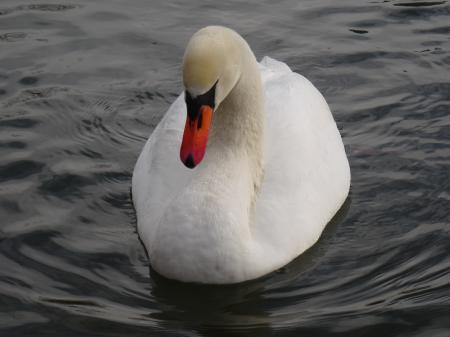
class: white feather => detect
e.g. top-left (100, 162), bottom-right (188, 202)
top-left (132, 28), bottom-right (350, 284)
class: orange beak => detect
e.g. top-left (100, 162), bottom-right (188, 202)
top-left (180, 105), bottom-right (213, 168)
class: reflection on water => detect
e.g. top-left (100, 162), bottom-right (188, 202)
top-left (0, 0), bottom-right (449, 336)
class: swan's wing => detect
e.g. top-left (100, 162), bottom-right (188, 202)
top-left (253, 57), bottom-right (351, 262)
top-left (132, 94), bottom-right (194, 247)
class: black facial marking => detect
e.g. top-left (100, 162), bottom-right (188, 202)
top-left (185, 80), bottom-right (217, 121)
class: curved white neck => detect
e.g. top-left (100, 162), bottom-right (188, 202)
top-left (207, 48), bottom-right (265, 205)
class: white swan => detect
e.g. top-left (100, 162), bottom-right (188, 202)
top-left (132, 26), bottom-right (350, 284)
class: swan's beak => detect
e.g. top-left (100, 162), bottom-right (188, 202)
top-left (180, 104), bottom-right (213, 168)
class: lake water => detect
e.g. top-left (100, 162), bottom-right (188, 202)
top-left (0, 0), bottom-right (449, 336)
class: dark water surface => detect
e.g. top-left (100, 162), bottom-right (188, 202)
top-left (0, 0), bottom-right (449, 336)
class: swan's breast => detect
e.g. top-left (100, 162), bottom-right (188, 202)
top-left (149, 166), bottom-right (254, 283)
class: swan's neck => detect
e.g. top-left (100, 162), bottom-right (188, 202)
top-left (208, 53), bottom-right (265, 205)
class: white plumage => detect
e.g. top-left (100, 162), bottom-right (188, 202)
top-left (132, 27), bottom-right (350, 284)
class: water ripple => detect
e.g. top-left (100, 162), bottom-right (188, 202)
top-left (0, 0), bottom-right (449, 336)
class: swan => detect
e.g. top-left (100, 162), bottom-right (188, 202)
top-left (132, 26), bottom-right (350, 284)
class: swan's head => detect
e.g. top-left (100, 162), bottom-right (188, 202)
top-left (180, 26), bottom-right (242, 168)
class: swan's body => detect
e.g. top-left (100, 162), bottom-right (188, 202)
top-left (132, 26), bottom-right (350, 284)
